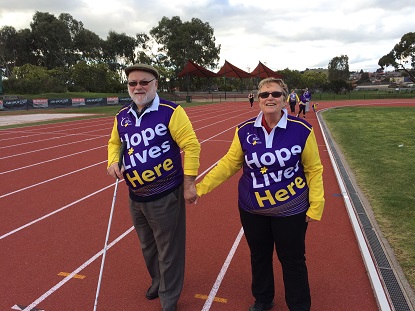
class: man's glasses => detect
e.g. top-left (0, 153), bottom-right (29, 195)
top-left (258, 91), bottom-right (283, 99)
top-left (128, 78), bottom-right (156, 87)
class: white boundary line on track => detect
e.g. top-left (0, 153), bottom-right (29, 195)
top-left (0, 131), bottom-right (104, 149)
top-left (22, 227), bottom-right (135, 311)
top-left (0, 161), bottom-right (106, 199)
top-left (0, 182), bottom-right (118, 240)
top-left (1, 136), bottom-right (102, 159)
top-left (316, 109), bottom-right (391, 311)
top-left (0, 146), bottom-right (105, 175)
top-left (202, 227), bottom-right (244, 311)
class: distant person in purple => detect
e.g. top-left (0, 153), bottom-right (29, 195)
top-left (286, 89), bottom-right (299, 114)
top-left (303, 87), bottom-right (311, 103)
top-left (297, 90), bottom-right (308, 118)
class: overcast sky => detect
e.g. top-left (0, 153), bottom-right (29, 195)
top-left (1, 0), bottom-right (414, 73)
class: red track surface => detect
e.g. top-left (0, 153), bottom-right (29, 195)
top-left (1, 99), bottom-right (414, 311)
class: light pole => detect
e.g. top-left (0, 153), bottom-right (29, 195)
top-left (0, 69), bottom-right (3, 95)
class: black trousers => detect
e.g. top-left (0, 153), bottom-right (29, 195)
top-left (289, 101), bottom-right (296, 113)
top-left (298, 104), bottom-right (306, 116)
top-left (239, 209), bottom-right (311, 311)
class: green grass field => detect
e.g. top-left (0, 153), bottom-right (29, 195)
top-left (322, 106), bottom-right (415, 290)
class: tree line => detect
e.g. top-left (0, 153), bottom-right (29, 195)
top-left (0, 11), bottom-right (413, 95)
top-left (0, 12), bottom-right (222, 94)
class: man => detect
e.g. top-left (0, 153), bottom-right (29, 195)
top-left (107, 63), bottom-right (200, 311)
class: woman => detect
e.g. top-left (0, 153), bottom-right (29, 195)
top-left (286, 89), bottom-right (299, 114)
top-left (297, 90), bottom-right (307, 118)
top-left (248, 92), bottom-right (254, 108)
top-left (196, 77), bottom-right (324, 311)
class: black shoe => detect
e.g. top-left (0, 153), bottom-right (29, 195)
top-left (248, 300), bottom-right (274, 311)
top-left (146, 287), bottom-right (159, 300)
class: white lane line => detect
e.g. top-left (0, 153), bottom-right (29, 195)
top-left (0, 182), bottom-right (119, 240)
top-left (21, 227), bottom-right (135, 311)
top-left (202, 227), bottom-right (244, 311)
top-left (0, 130), bottom-right (106, 149)
top-left (0, 146), bottom-right (105, 175)
top-left (0, 161), bottom-right (106, 199)
top-left (0, 136), bottom-right (102, 160)
top-left (197, 158), bottom-right (243, 311)
top-left (195, 110), bottom-right (253, 131)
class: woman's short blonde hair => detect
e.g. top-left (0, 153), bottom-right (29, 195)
top-left (258, 77), bottom-right (289, 100)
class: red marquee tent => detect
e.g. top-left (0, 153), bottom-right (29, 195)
top-left (251, 61), bottom-right (283, 79)
top-left (177, 60), bottom-right (218, 78)
top-left (216, 60), bottom-right (254, 78)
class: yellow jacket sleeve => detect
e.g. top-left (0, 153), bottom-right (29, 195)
top-left (107, 117), bottom-right (122, 168)
top-left (286, 94), bottom-right (300, 102)
top-left (301, 128), bottom-right (325, 220)
top-left (169, 105), bottom-right (200, 176)
top-left (196, 127), bottom-right (244, 196)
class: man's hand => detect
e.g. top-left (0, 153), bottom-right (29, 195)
top-left (107, 162), bottom-right (124, 180)
top-left (184, 175), bottom-right (198, 204)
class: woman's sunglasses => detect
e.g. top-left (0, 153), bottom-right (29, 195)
top-left (258, 91), bottom-right (283, 99)
top-left (128, 78), bottom-right (156, 87)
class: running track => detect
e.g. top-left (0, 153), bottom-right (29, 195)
top-left (1, 99), bottom-right (414, 311)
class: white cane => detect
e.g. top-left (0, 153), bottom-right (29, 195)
top-left (93, 140), bottom-right (127, 311)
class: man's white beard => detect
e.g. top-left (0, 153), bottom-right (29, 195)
top-left (132, 93), bottom-right (150, 107)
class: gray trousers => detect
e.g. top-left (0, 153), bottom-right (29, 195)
top-left (129, 183), bottom-right (185, 311)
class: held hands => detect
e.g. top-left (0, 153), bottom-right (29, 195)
top-left (184, 187), bottom-right (199, 204)
top-left (305, 216), bottom-right (316, 222)
top-left (107, 162), bottom-right (124, 180)
top-left (184, 175), bottom-right (199, 204)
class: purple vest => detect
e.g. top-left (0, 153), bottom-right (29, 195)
top-left (116, 100), bottom-right (183, 201)
top-left (237, 116), bottom-right (311, 216)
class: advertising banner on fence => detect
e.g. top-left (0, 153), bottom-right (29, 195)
top-left (119, 97), bottom-right (131, 105)
top-left (107, 97), bottom-right (119, 105)
top-left (33, 99), bottom-right (48, 108)
top-left (85, 97), bottom-right (106, 106)
top-left (2, 96), bottom-right (131, 111)
top-left (3, 99), bottom-right (31, 110)
top-left (49, 98), bottom-right (72, 108)
top-left (72, 98), bottom-right (85, 107)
